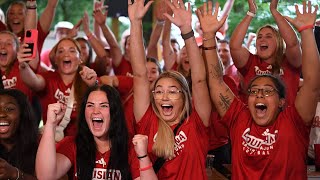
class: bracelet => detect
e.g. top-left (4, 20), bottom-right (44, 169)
top-left (15, 167), bottom-right (19, 180)
top-left (156, 20), bottom-right (165, 26)
top-left (181, 30), bottom-right (194, 40)
top-left (202, 46), bottom-right (217, 50)
top-left (298, 24), bottom-right (314, 33)
top-left (203, 36), bottom-right (216, 41)
top-left (247, 11), bottom-right (256, 17)
top-left (139, 163), bottom-right (153, 171)
top-left (137, 154), bottom-right (148, 159)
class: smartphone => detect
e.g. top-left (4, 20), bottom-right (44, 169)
top-left (24, 29), bottom-right (38, 59)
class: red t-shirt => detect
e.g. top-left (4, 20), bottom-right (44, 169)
top-left (38, 71), bottom-right (77, 136)
top-left (238, 54), bottom-right (300, 106)
top-left (208, 111), bottom-right (229, 150)
top-left (56, 136), bottom-right (140, 180)
top-left (113, 57), bottom-right (132, 76)
top-left (137, 105), bottom-right (209, 180)
top-left (1, 61), bottom-right (34, 100)
top-left (116, 76), bottom-right (135, 138)
top-left (223, 98), bottom-right (310, 179)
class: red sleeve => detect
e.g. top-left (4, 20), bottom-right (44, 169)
top-left (128, 144), bottom-right (140, 179)
top-left (117, 76), bottom-right (133, 96)
top-left (37, 21), bottom-right (49, 54)
top-left (56, 136), bottom-right (76, 163)
top-left (223, 75), bottom-right (239, 96)
top-left (136, 105), bottom-right (154, 134)
top-left (113, 57), bottom-right (132, 76)
top-left (238, 53), bottom-right (255, 77)
top-left (0, 21), bottom-right (7, 31)
top-left (222, 98), bottom-right (247, 129)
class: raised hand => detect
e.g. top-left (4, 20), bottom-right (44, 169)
top-left (17, 43), bottom-right (35, 63)
top-left (248, 0), bottom-right (257, 14)
top-left (284, 1), bottom-right (318, 31)
top-left (47, 102), bottom-right (66, 127)
top-left (82, 11), bottom-right (91, 34)
top-left (196, 1), bottom-right (228, 34)
top-left (79, 66), bottom-right (98, 86)
top-left (67, 19), bottom-right (82, 38)
top-left (128, 0), bottom-right (153, 22)
top-left (163, 0), bottom-right (192, 32)
top-left (154, 0), bottom-right (167, 22)
top-left (0, 158), bottom-right (16, 180)
top-left (132, 134), bottom-right (149, 157)
top-left (93, 7), bottom-right (108, 26)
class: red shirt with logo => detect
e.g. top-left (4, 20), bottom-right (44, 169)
top-left (137, 105), bottom-right (209, 180)
top-left (38, 71), bottom-right (77, 136)
top-left (223, 98), bottom-right (310, 179)
top-left (113, 57), bottom-right (132, 76)
top-left (238, 54), bottom-right (300, 106)
top-left (56, 136), bottom-right (140, 180)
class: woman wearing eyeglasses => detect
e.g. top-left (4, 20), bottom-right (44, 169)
top-left (129, 0), bottom-right (212, 179)
top-left (200, 1), bottom-right (319, 179)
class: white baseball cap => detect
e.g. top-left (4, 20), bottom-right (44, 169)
top-left (54, 21), bottom-right (74, 31)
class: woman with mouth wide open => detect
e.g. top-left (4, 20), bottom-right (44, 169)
top-left (229, 0), bottom-right (302, 106)
top-left (129, 0), bottom-right (212, 179)
top-left (201, 1), bottom-right (320, 179)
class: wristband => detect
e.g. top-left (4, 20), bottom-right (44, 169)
top-left (181, 30), bottom-right (194, 40)
top-left (247, 11), bottom-right (256, 17)
top-left (139, 163), bottom-right (153, 171)
top-left (137, 154), bottom-right (148, 159)
top-left (202, 46), bottom-right (217, 50)
top-left (203, 36), bottom-right (216, 41)
top-left (298, 24), bottom-right (314, 33)
top-left (156, 20), bottom-right (165, 26)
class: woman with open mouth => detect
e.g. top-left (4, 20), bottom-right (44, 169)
top-left (229, 0), bottom-right (302, 107)
top-left (202, 1), bottom-right (319, 179)
top-left (129, 0), bottom-right (213, 179)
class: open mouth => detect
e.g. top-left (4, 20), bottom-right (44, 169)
top-left (161, 104), bottom-right (173, 115)
top-left (255, 103), bottom-right (267, 117)
top-left (260, 44), bottom-right (268, 51)
top-left (0, 121), bottom-right (10, 133)
top-left (92, 117), bottom-right (103, 129)
top-left (0, 51), bottom-right (8, 62)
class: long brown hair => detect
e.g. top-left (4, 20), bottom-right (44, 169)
top-left (256, 25), bottom-right (285, 75)
top-left (0, 31), bottom-right (19, 75)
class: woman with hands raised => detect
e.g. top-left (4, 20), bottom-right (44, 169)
top-left (129, 0), bottom-right (211, 179)
top-left (230, 0), bottom-right (302, 106)
top-left (202, 1), bottom-right (319, 179)
top-left (36, 85), bottom-right (157, 180)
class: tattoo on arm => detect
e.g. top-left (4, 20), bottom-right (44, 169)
top-left (218, 93), bottom-right (231, 112)
top-left (209, 61), bottom-right (224, 79)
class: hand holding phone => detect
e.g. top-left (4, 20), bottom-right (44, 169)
top-left (24, 29), bottom-right (38, 59)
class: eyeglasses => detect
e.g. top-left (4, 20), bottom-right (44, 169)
top-left (247, 88), bottom-right (278, 97)
top-left (152, 90), bottom-right (183, 100)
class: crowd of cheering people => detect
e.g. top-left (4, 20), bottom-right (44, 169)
top-left (0, 0), bottom-right (319, 179)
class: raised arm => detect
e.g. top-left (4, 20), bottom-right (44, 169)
top-left (161, 11), bottom-right (177, 70)
top-left (128, 0), bottom-right (153, 122)
top-left (218, 0), bottom-right (234, 34)
top-left (36, 103), bottom-right (71, 180)
top-left (17, 45), bottom-right (45, 92)
top-left (94, 8), bottom-right (123, 68)
top-left (146, 1), bottom-right (166, 59)
top-left (229, 0), bottom-right (256, 68)
top-left (39, 0), bottom-right (59, 33)
top-left (197, 1), bottom-right (234, 117)
top-left (25, 1), bottom-right (37, 30)
top-left (165, 0), bottom-right (211, 126)
top-left (270, 0), bottom-right (301, 68)
top-left (285, 2), bottom-right (320, 125)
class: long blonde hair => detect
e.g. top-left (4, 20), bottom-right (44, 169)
top-left (151, 71), bottom-right (192, 159)
top-left (256, 25), bottom-right (285, 74)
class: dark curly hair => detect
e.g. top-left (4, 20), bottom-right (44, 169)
top-left (75, 85), bottom-right (131, 179)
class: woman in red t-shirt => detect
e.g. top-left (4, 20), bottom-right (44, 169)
top-left (200, 1), bottom-right (319, 179)
top-left (36, 85), bottom-right (157, 179)
top-left (129, 0), bottom-right (212, 179)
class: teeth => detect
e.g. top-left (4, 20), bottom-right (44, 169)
top-left (92, 118), bottom-right (102, 121)
top-left (0, 122), bottom-right (9, 126)
top-left (256, 103), bottom-right (265, 106)
top-left (0, 52), bottom-right (7, 55)
top-left (161, 104), bottom-right (172, 107)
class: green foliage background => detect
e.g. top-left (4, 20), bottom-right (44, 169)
top-left (1, 0), bottom-right (319, 42)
